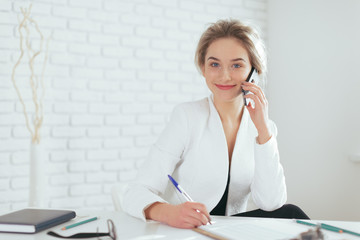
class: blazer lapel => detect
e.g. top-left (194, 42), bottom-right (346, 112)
top-left (202, 95), bottom-right (230, 210)
top-left (226, 108), bottom-right (257, 215)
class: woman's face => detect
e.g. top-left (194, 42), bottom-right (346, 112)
top-left (201, 37), bottom-right (252, 103)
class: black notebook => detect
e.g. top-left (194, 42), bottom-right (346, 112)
top-left (0, 208), bottom-right (76, 233)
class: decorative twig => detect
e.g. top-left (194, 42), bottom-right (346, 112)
top-left (11, 4), bottom-right (50, 144)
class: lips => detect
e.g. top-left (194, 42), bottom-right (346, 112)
top-left (215, 84), bottom-right (236, 90)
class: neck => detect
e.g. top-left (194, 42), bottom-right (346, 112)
top-left (213, 95), bottom-right (245, 123)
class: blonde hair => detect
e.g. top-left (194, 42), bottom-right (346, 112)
top-left (195, 19), bottom-right (267, 79)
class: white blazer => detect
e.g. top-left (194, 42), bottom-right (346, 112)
top-left (123, 95), bottom-right (287, 221)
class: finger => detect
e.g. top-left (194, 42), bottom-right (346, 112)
top-left (248, 89), bottom-right (268, 108)
top-left (200, 212), bottom-right (210, 225)
top-left (188, 202), bottom-right (211, 223)
top-left (244, 93), bottom-right (262, 109)
top-left (182, 202), bottom-right (207, 225)
top-left (243, 90), bottom-right (264, 106)
top-left (190, 210), bottom-right (209, 226)
top-left (183, 207), bottom-right (207, 226)
top-left (246, 100), bottom-right (254, 112)
top-left (177, 211), bottom-right (201, 228)
top-left (242, 84), bottom-right (264, 102)
top-left (242, 83), bottom-right (266, 104)
top-left (181, 221), bottom-right (197, 229)
top-left (184, 212), bottom-right (206, 227)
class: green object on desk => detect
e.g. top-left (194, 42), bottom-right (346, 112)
top-left (296, 220), bottom-right (360, 237)
top-left (296, 220), bottom-right (340, 233)
top-left (296, 220), bottom-right (317, 227)
top-left (321, 223), bottom-right (360, 237)
top-left (61, 217), bottom-right (98, 230)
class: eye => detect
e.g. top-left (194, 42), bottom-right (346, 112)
top-left (210, 62), bottom-right (219, 67)
top-left (233, 64), bottom-right (241, 68)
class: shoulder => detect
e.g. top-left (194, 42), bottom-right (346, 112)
top-left (168, 98), bottom-right (210, 132)
top-left (173, 97), bottom-right (210, 117)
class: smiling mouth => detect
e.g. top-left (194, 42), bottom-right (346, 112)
top-left (215, 84), bottom-right (236, 90)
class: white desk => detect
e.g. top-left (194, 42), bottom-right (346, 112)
top-left (0, 210), bottom-right (359, 240)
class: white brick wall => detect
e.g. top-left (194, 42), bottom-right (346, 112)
top-left (0, 0), bottom-right (268, 214)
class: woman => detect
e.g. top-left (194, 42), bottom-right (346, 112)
top-left (123, 19), bottom-right (309, 229)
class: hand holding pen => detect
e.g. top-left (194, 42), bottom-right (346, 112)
top-left (168, 175), bottom-right (212, 226)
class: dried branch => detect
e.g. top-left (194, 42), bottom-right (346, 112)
top-left (11, 4), bottom-right (50, 144)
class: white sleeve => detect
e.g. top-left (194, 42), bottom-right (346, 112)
top-left (122, 105), bottom-right (188, 221)
top-left (250, 121), bottom-right (287, 211)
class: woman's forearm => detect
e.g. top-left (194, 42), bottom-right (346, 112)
top-left (144, 202), bottom-right (168, 222)
top-left (144, 201), bottom-right (210, 229)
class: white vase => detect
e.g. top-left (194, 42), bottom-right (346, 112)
top-left (29, 142), bottom-right (46, 207)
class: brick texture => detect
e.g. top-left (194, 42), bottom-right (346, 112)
top-left (0, 0), bottom-right (267, 214)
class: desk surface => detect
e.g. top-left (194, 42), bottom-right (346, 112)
top-left (0, 210), bottom-right (359, 240)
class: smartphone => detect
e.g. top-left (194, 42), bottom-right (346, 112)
top-left (242, 67), bottom-right (259, 106)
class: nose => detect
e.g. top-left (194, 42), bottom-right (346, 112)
top-left (220, 67), bottom-right (231, 82)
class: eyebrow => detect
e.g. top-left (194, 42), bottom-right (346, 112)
top-left (207, 56), bottom-right (246, 62)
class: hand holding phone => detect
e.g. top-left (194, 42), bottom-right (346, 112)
top-left (242, 67), bottom-right (259, 106)
top-left (241, 68), bottom-right (271, 143)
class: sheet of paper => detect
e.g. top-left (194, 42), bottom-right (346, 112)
top-left (199, 218), bottom-right (310, 240)
top-left (198, 218), bottom-right (360, 240)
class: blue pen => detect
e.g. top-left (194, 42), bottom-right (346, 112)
top-left (168, 174), bottom-right (212, 224)
top-left (168, 175), bottom-right (194, 202)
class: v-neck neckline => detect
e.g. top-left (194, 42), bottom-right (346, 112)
top-left (208, 94), bottom-right (249, 166)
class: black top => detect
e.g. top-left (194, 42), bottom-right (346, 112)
top-left (210, 174), bottom-right (230, 216)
